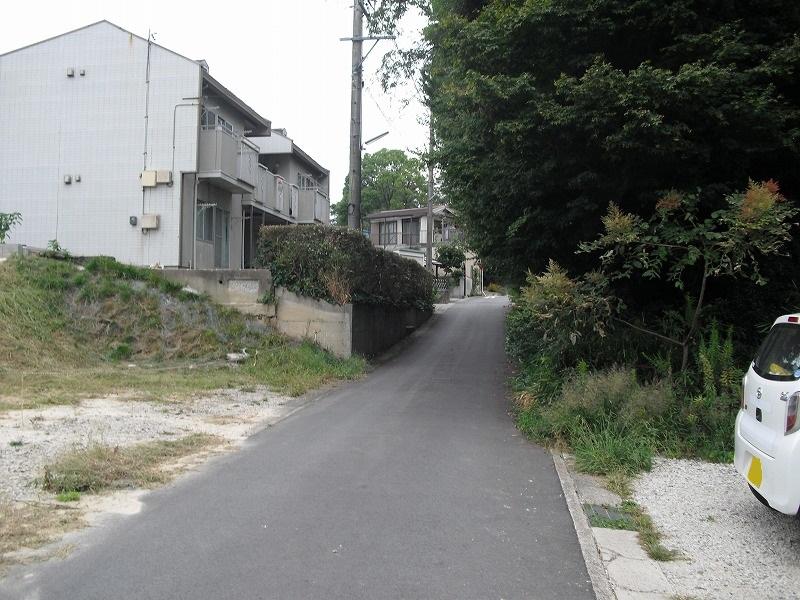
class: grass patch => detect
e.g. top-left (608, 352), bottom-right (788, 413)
top-left (573, 422), bottom-right (653, 475)
top-left (0, 256), bottom-right (366, 412)
top-left (604, 470), bottom-right (633, 498)
top-left (587, 513), bottom-right (636, 530)
top-left (56, 490), bottom-right (80, 502)
top-left (42, 434), bottom-right (221, 494)
top-left (619, 500), bottom-right (681, 561)
top-left (0, 339), bottom-right (365, 412)
top-left (0, 499), bottom-right (83, 572)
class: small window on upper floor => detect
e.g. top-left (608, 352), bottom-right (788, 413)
top-left (217, 116), bottom-right (234, 135)
top-left (201, 108), bottom-right (217, 130)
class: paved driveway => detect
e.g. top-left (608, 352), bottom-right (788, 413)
top-left (3, 296), bottom-right (593, 599)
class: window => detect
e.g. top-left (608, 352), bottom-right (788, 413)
top-left (196, 205), bottom-right (214, 242)
top-left (298, 173), bottom-right (318, 190)
top-left (402, 218), bottom-right (420, 246)
top-left (378, 221), bottom-right (398, 245)
top-left (217, 115), bottom-right (233, 135)
top-left (200, 108), bottom-right (217, 130)
top-left (754, 323), bottom-right (800, 381)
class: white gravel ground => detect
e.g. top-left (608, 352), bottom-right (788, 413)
top-left (0, 388), bottom-right (290, 502)
top-left (634, 457), bottom-right (800, 600)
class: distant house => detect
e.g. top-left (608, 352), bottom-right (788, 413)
top-left (367, 205), bottom-right (458, 264)
top-left (366, 205), bottom-right (483, 297)
top-left (0, 20), bottom-right (328, 270)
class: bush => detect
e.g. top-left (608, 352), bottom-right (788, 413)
top-left (506, 261), bottom-right (619, 370)
top-left (256, 225), bottom-right (434, 311)
top-left (436, 243), bottom-right (465, 273)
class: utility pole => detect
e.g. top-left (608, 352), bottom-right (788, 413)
top-left (342, 4), bottom-right (394, 232)
top-left (347, 2), bottom-right (364, 231)
top-left (426, 117), bottom-right (434, 272)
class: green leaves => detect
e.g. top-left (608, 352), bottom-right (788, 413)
top-left (582, 182), bottom-right (798, 290)
top-left (0, 212), bottom-right (21, 244)
top-left (333, 149), bottom-right (427, 229)
top-left (255, 225), bottom-right (434, 311)
top-left (427, 0), bottom-right (800, 282)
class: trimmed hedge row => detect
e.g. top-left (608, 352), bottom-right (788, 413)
top-left (256, 225), bottom-right (434, 311)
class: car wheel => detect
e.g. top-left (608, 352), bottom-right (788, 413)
top-left (749, 485), bottom-right (774, 510)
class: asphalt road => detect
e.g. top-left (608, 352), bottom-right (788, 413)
top-left (4, 296), bottom-right (593, 600)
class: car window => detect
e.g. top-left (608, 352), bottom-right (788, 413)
top-left (753, 323), bottom-right (800, 381)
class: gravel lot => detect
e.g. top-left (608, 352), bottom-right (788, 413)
top-left (0, 388), bottom-right (290, 502)
top-left (634, 457), bottom-right (800, 599)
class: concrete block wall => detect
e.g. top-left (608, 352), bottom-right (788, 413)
top-left (161, 268), bottom-right (273, 317)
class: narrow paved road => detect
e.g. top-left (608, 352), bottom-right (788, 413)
top-left (4, 297), bottom-right (593, 599)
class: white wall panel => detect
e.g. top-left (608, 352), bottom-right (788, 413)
top-left (0, 22), bottom-right (200, 266)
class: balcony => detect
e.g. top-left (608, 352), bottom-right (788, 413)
top-left (198, 126), bottom-right (259, 192)
top-left (298, 189), bottom-right (330, 224)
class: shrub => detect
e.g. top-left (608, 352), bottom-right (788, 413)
top-left (256, 224), bottom-right (434, 311)
top-left (436, 243), bottom-right (466, 273)
top-left (506, 261), bottom-right (619, 370)
top-left (486, 282), bottom-right (504, 294)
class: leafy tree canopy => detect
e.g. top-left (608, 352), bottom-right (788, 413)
top-left (332, 148), bottom-right (427, 229)
top-left (426, 0), bottom-right (800, 282)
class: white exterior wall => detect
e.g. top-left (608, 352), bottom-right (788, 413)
top-left (0, 22), bottom-right (200, 266)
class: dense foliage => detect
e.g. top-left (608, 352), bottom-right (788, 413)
top-left (332, 149), bottom-right (426, 229)
top-left (426, 0), bottom-right (800, 282)
top-left (506, 181), bottom-right (795, 467)
top-left (256, 225), bottom-right (434, 311)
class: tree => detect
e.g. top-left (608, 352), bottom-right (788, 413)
top-left (332, 149), bottom-right (427, 229)
top-left (435, 242), bottom-right (465, 273)
top-left (580, 181), bottom-right (798, 370)
top-left (426, 0), bottom-right (800, 283)
top-left (0, 212), bottom-right (21, 244)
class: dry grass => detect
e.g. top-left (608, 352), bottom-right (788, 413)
top-left (41, 434), bottom-right (222, 494)
top-left (0, 499), bottom-right (83, 573)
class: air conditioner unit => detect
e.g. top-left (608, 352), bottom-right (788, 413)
top-left (156, 170), bottom-right (173, 184)
top-left (140, 214), bottom-right (160, 230)
top-left (140, 170), bottom-right (157, 188)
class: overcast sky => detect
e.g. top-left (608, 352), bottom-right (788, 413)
top-left (0, 0), bottom-right (428, 208)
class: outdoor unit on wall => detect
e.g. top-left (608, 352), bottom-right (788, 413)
top-left (140, 214), bottom-right (160, 231)
top-left (156, 170), bottom-right (173, 185)
top-left (140, 170), bottom-right (157, 188)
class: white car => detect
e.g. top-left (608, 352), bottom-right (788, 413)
top-left (735, 313), bottom-right (800, 515)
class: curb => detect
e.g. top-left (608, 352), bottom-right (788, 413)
top-left (551, 450), bottom-right (616, 600)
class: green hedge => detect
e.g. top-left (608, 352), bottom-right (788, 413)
top-left (256, 225), bottom-right (434, 311)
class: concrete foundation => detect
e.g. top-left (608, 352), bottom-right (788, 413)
top-left (274, 287), bottom-right (431, 358)
top-left (0, 243), bottom-right (43, 258)
top-left (161, 268), bottom-right (274, 317)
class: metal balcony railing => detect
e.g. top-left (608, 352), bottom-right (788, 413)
top-left (198, 126), bottom-right (258, 188)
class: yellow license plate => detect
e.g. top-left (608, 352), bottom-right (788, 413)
top-left (747, 456), bottom-right (763, 488)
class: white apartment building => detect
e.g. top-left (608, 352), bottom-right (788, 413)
top-left (0, 21), bottom-right (329, 269)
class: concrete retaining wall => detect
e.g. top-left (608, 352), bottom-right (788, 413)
top-left (161, 268), bottom-right (273, 317)
top-left (0, 243), bottom-right (43, 258)
top-left (351, 304), bottom-right (431, 358)
top-left (159, 270), bottom-right (431, 358)
top-left (273, 288), bottom-right (353, 357)
top-left (274, 287), bottom-right (431, 358)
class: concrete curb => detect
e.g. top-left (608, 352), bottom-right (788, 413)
top-left (551, 450), bottom-right (616, 600)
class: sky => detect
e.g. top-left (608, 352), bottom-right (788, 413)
top-left (0, 0), bottom-right (428, 208)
